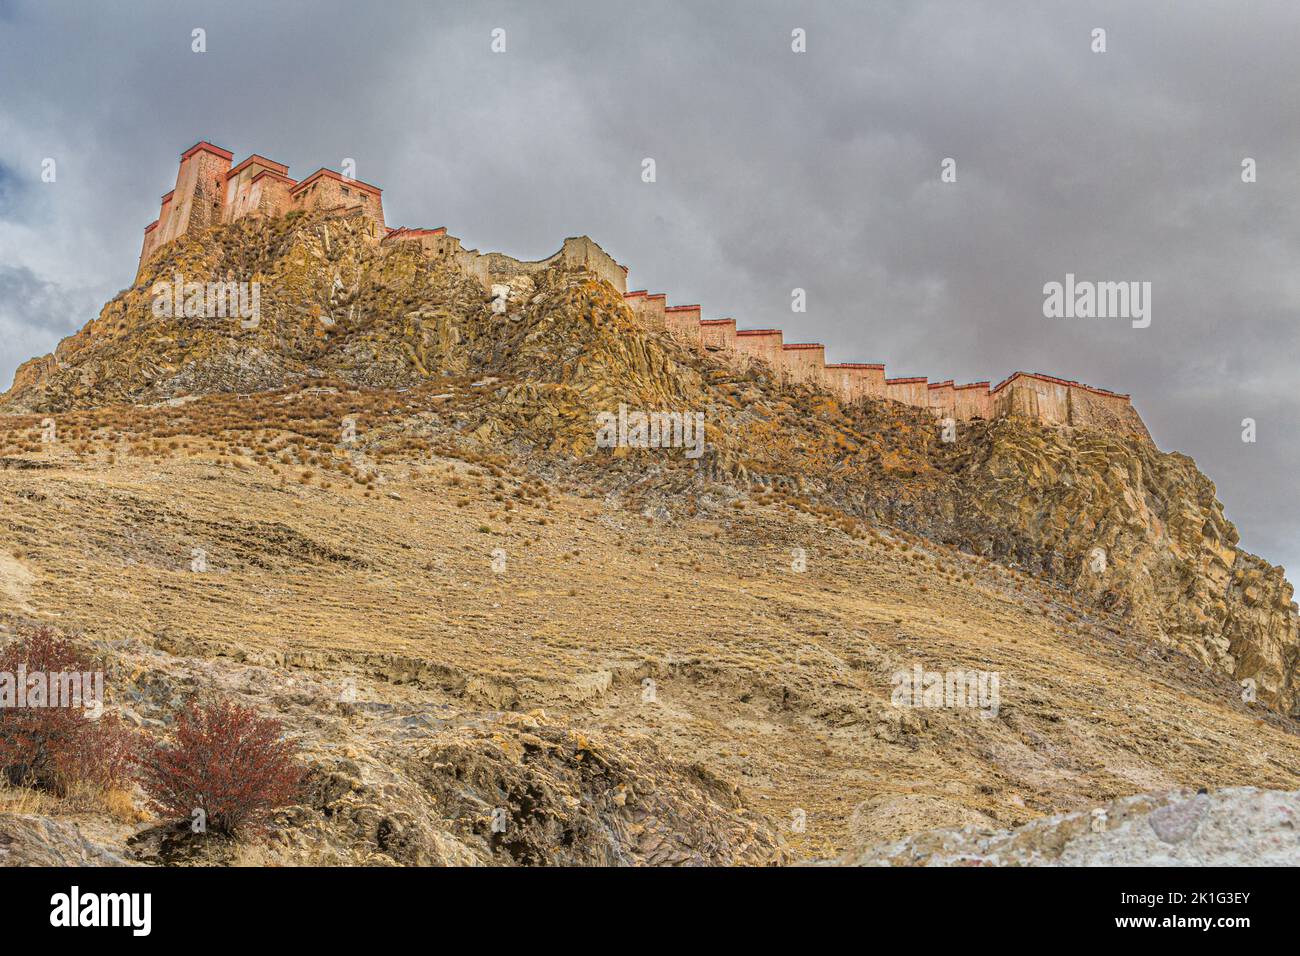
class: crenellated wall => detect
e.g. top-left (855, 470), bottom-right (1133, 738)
top-left (665, 305), bottom-right (703, 345)
top-left (734, 329), bottom-right (784, 369)
top-left (557, 236), bottom-right (627, 292)
top-left (781, 344), bottom-right (826, 387)
top-left (643, 293), bottom-right (667, 328)
top-left (825, 364), bottom-right (886, 402)
top-left (428, 235), bottom-right (628, 295)
top-left (953, 382), bottom-right (992, 421)
top-left (926, 380), bottom-right (956, 413)
top-left (884, 377), bottom-right (929, 408)
top-left (134, 139), bottom-right (1146, 439)
top-left (614, 295), bottom-right (1147, 439)
top-left (619, 284), bottom-right (1146, 438)
top-left (699, 318), bottom-right (737, 352)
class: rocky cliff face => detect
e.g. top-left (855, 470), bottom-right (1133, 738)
top-left (942, 422), bottom-right (1299, 713)
top-left (4, 208), bottom-right (1297, 716)
top-left (5, 212), bottom-right (487, 410)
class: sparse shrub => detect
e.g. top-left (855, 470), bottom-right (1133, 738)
top-left (138, 698), bottom-right (303, 837)
top-left (0, 628), bottom-right (135, 796)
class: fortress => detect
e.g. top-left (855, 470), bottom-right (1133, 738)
top-left (140, 141), bottom-right (1149, 439)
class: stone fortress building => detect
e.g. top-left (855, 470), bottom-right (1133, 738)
top-left (141, 141), bottom-right (1149, 439)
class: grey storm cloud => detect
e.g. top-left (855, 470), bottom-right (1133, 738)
top-left (0, 263), bottom-right (93, 382)
top-left (0, 0), bottom-right (1297, 573)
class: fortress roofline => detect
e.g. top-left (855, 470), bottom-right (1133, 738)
top-left (991, 370), bottom-right (1128, 400)
top-left (291, 168), bottom-right (383, 197)
top-left (181, 140), bottom-right (234, 161)
top-left (226, 154), bottom-right (290, 179)
top-left (250, 169), bottom-right (296, 186)
top-left (383, 226), bottom-right (446, 242)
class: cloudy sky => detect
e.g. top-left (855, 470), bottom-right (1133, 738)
top-left (1, 0), bottom-right (1297, 575)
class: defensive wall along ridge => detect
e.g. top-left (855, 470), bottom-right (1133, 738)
top-left (137, 140), bottom-right (1149, 439)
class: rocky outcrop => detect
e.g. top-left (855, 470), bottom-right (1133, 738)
top-left (0, 630), bottom-right (787, 867)
top-left (939, 421), bottom-right (1299, 713)
top-left (842, 787), bottom-right (1300, 866)
top-left (4, 211), bottom-right (491, 411)
top-left (0, 814), bottom-right (134, 866)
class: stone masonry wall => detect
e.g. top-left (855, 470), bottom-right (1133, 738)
top-left (153, 142), bottom-right (233, 249)
top-left (252, 171), bottom-right (296, 219)
top-left (291, 170), bottom-right (385, 230)
top-left (615, 293), bottom-right (1143, 438)
top-left (700, 318), bottom-right (737, 352)
top-left (665, 305), bottom-right (702, 345)
top-left (885, 377), bottom-right (929, 408)
top-left (825, 364), bottom-right (886, 403)
top-left (734, 330), bottom-right (784, 370)
top-left (781, 344), bottom-right (826, 387)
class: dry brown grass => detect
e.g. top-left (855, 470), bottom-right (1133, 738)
top-left (2, 398), bottom-right (1299, 856)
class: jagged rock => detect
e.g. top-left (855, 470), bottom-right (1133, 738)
top-left (842, 787), bottom-right (1300, 866)
top-left (0, 814), bottom-right (134, 866)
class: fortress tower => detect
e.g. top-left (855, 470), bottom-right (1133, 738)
top-left (141, 141), bottom-right (233, 261)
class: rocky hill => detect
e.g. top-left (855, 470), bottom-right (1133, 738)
top-left (7, 207), bottom-right (1295, 714)
top-left (1, 206), bottom-right (1297, 864)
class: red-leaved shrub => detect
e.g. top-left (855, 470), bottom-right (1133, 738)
top-left (138, 698), bottom-right (303, 836)
top-left (0, 627), bottom-right (134, 795)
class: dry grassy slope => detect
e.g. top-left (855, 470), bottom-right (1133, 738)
top-left (0, 439), bottom-right (1297, 859)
